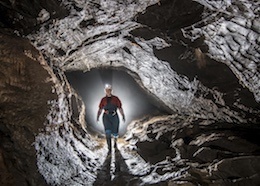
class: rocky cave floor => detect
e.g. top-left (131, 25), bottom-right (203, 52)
top-left (89, 114), bottom-right (260, 186)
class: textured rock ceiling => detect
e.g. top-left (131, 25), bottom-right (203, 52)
top-left (26, 0), bottom-right (259, 120)
top-left (0, 0), bottom-right (260, 185)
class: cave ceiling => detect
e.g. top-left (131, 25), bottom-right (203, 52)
top-left (12, 0), bottom-right (258, 122)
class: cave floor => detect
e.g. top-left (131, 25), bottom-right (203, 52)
top-left (93, 139), bottom-right (144, 186)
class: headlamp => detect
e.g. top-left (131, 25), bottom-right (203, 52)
top-left (105, 84), bottom-right (112, 89)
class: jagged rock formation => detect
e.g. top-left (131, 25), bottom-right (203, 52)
top-left (0, 33), bottom-right (107, 186)
top-left (26, 0), bottom-right (259, 121)
top-left (184, 0), bottom-right (260, 102)
top-left (0, 0), bottom-right (68, 34)
top-left (122, 115), bottom-right (260, 185)
top-left (0, 34), bottom-right (55, 185)
top-left (0, 0), bottom-right (259, 185)
top-left (0, 0), bottom-right (122, 184)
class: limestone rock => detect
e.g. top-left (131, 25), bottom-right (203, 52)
top-left (209, 156), bottom-right (260, 185)
top-left (0, 33), bottom-right (56, 185)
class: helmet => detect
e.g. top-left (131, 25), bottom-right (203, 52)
top-left (105, 84), bottom-right (112, 90)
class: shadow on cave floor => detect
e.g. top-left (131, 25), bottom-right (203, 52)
top-left (93, 142), bottom-right (141, 186)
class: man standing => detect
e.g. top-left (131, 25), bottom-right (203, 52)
top-left (97, 84), bottom-right (125, 153)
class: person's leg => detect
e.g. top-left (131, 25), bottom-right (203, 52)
top-left (111, 115), bottom-right (119, 148)
top-left (105, 130), bottom-right (111, 153)
top-left (114, 135), bottom-right (118, 148)
top-left (103, 115), bottom-right (112, 152)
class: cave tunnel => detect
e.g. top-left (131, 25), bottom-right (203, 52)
top-left (65, 68), bottom-right (168, 136)
top-left (1, 0), bottom-right (260, 186)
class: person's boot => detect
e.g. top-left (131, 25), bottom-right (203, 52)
top-left (114, 137), bottom-right (117, 148)
top-left (113, 134), bottom-right (119, 149)
top-left (106, 136), bottom-right (111, 154)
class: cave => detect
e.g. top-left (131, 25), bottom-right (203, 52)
top-left (65, 68), bottom-right (168, 136)
top-left (1, 0), bottom-right (260, 186)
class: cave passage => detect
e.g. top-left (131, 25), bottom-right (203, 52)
top-left (65, 68), bottom-right (166, 136)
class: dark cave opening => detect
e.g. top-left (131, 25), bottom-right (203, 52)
top-left (65, 68), bottom-right (168, 136)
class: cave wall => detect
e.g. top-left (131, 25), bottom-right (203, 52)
top-left (183, 0), bottom-right (260, 102)
top-left (34, 59), bottom-right (107, 186)
top-left (0, 32), bottom-right (107, 185)
top-left (0, 33), bottom-right (56, 185)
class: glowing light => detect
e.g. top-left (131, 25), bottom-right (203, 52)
top-left (66, 69), bottom-right (160, 136)
top-left (105, 84), bottom-right (112, 89)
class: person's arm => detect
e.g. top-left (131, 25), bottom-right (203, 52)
top-left (119, 108), bottom-right (125, 122)
top-left (97, 98), bottom-right (104, 121)
top-left (115, 96), bottom-right (125, 122)
top-left (97, 108), bottom-right (102, 121)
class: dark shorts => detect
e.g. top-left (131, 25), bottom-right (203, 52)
top-left (102, 113), bottom-right (119, 135)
